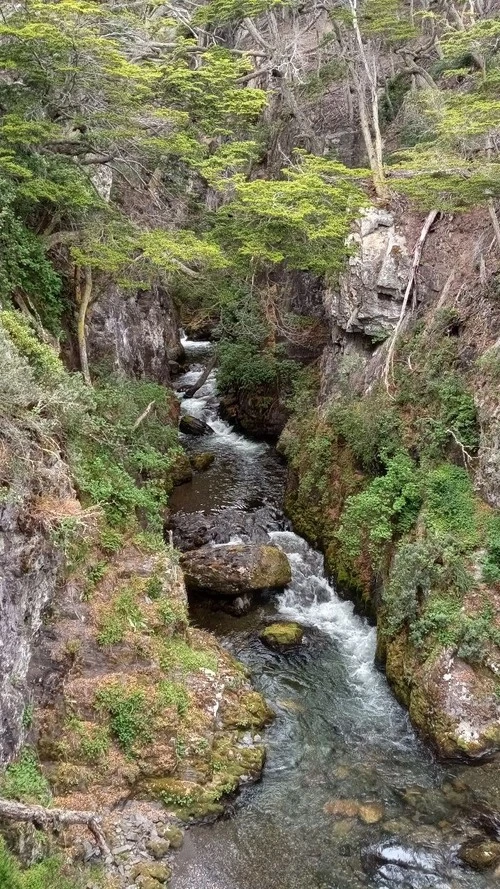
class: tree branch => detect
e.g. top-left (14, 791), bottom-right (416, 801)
top-left (0, 798), bottom-right (111, 860)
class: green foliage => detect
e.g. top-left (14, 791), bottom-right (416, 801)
top-left (215, 154), bottom-right (365, 275)
top-left (97, 587), bottom-right (145, 646)
top-left (158, 680), bottom-right (190, 717)
top-left (482, 515), bottom-right (500, 584)
top-left (0, 748), bottom-right (51, 805)
top-left (0, 185), bottom-right (62, 333)
top-left (217, 340), bottom-right (300, 392)
top-left (327, 393), bottom-right (402, 472)
top-left (422, 464), bottom-right (479, 548)
top-left (195, 0), bottom-right (285, 25)
top-left (68, 378), bottom-right (181, 531)
top-left (95, 685), bottom-right (151, 753)
top-left (0, 310), bottom-right (62, 383)
top-left (160, 638), bottom-right (218, 674)
top-left (0, 837), bottom-right (85, 889)
top-left (337, 451), bottom-right (422, 566)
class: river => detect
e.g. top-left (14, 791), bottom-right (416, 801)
top-left (168, 336), bottom-right (499, 889)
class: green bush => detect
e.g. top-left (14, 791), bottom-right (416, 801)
top-left (482, 515), bottom-right (500, 584)
top-left (0, 748), bottom-right (51, 805)
top-left (158, 680), bottom-right (190, 717)
top-left (95, 685), bottom-right (152, 753)
top-left (423, 463), bottom-right (479, 547)
top-left (327, 393), bottom-right (402, 472)
top-left (0, 837), bottom-right (84, 889)
top-left (217, 340), bottom-right (300, 393)
top-left (383, 539), bottom-right (437, 637)
top-left (337, 451), bottom-right (422, 566)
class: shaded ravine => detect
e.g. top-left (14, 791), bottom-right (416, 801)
top-left (169, 337), bottom-right (498, 889)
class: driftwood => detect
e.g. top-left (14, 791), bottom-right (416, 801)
top-left (184, 355), bottom-right (216, 398)
top-left (0, 798), bottom-right (111, 859)
top-left (383, 210), bottom-right (438, 391)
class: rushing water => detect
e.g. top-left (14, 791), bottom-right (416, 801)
top-left (169, 337), bottom-right (499, 889)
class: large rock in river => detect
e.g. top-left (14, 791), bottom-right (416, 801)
top-left (179, 414), bottom-right (214, 436)
top-left (180, 544), bottom-right (291, 596)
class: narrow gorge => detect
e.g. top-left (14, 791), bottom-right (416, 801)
top-left (1, 1), bottom-right (500, 889)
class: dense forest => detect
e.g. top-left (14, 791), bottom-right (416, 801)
top-left (1, 0), bottom-right (500, 887)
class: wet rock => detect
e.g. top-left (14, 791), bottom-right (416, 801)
top-left (180, 543), bottom-right (291, 596)
top-left (457, 838), bottom-right (500, 870)
top-left (362, 840), bottom-right (451, 887)
top-left (170, 451), bottom-right (193, 486)
top-left (401, 649), bottom-right (500, 761)
top-left (179, 414), bottom-right (214, 436)
top-left (260, 622), bottom-right (304, 651)
top-left (323, 799), bottom-right (360, 818)
top-left (189, 452), bottom-right (215, 471)
top-left (168, 507), bottom-right (274, 552)
top-left (224, 593), bottom-right (254, 616)
top-left (220, 389), bottom-right (288, 438)
top-left (470, 801), bottom-right (500, 840)
top-left (358, 802), bottom-right (385, 824)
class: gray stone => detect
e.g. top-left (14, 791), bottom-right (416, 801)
top-left (323, 207), bottom-right (412, 340)
top-left (180, 543), bottom-right (291, 596)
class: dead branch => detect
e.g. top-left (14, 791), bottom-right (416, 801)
top-left (75, 265), bottom-right (94, 387)
top-left (383, 210), bottom-right (438, 391)
top-left (0, 798), bottom-right (111, 860)
top-left (132, 400), bottom-right (156, 430)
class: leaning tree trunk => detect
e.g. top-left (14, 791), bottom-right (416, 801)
top-left (0, 797), bottom-right (111, 859)
top-left (76, 265), bottom-right (93, 387)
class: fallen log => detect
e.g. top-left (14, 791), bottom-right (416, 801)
top-left (0, 798), bottom-right (111, 859)
top-left (184, 355), bottom-right (216, 398)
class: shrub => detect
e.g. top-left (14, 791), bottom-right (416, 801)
top-left (160, 638), bottom-right (218, 674)
top-left (337, 451), bottom-right (422, 567)
top-left (383, 539), bottom-right (437, 637)
top-left (0, 748), bottom-right (51, 805)
top-left (0, 837), bottom-right (85, 889)
top-left (95, 684), bottom-right (152, 753)
top-left (423, 464), bottom-right (479, 547)
top-left (327, 393), bottom-right (402, 473)
top-left (158, 680), bottom-right (190, 717)
top-left (217, 340), bottom-right (299, 393)
top-left (482, 515), bottom-right (500, 584)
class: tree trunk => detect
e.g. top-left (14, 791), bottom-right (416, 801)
top-left (76, 265), bottom-right (93, 387)
top-left (0, 797), bottom-right (111, 859)
top-left (184, 355), bottom-right (217, 398)
top-left (383, 210), bottom-right (438, 390)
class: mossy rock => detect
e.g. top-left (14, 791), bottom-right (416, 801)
top-left (180, 544), bottom-right (291, 596)
top-left (190, 452), bottom-right (215, 472)
top-left (220, 690), bottom-right (274, 730)
top-left (260, 622), bottom-right (304, 651)
top-left (170, 451), bottom-right (193, 486)
top-left (458, 838), bottom-right (500, 870)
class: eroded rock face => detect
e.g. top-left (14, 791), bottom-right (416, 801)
top-left (87, 283), bottom-right (183, 383)
top-left (386, 643), bottom-right (500, 761)
top-left (324, 208), bottom-right (411, 340)
top-left (0, 460), bottom-right (72, 764)
top-left (180, 544), bottom-right (291, 596)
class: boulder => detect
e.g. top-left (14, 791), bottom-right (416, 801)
top-left (260, 622), bottom-right (304, 651)
top-left (180, 544), bottom-right (291, 596)
top-left (388, 646), bottom-right (500, 761)
top-left (170, 451), bottom-right (193, 486)
top-left (179, 414), bottom-right (214, 436)
top-left (190, 452), bottom-right (215, 471)
top-left (458, 838), bottom-right (500, 871)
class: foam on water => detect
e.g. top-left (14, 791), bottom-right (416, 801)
top-left (270, 530), bottom-right (414, 743)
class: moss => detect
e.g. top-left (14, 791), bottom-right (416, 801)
top-left (220, 690), bottom-right (274, 730)
top-left (260, 622), bottom-right (304, 650)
